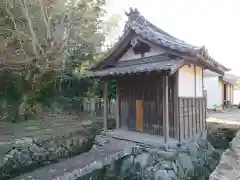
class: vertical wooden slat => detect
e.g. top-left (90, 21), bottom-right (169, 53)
top-left (198, 98), bottom-right (200, 134)
top-left (187, 99), bottom-right (191, 138)
top-left (182, 99), bottom-right (186, 139)
top-left (116, 81), bottom-right (120, 129)
top-left (164, 73), bottom-right (169, 144)
top-left (171, 76), bottom-right (174, 138)
top-left (103, 79), bottom-right (108, 134)
top-left (203, 98), bottom-right (205, 131)
top-left (181, 98), bottom-right (184, 141)
top-left (184, 99), bottom-right (188, 139)
top-left (190, 99), bottom-right (193, 137)
top-left (198, 99), bottom-right (201, 133)
top-left (191, 98), bottom-right (194, 136)
top-left (162, 75), bottom-right (164, 136)
top-left (128, 91), bottom-right (131, 130)
top-left (201, 98), bottom-right (204, 132)
top-left (174, 72), bottom-right (179, 139)
top-left (148, 91), bottom-right (151, 132)
top-left (119, 99), bottom-right (122, 128)
top-left (123, 100), bottom-right (127, 129)
top-left (161, 75), bottom-right (164, 136)
top-left (193, 98), bottom-right (196, 135)
top-left (158, 76), bottom-right (160, 135)
top-left (179, 98), bottom-right (183, 141)
top-left (196, 98), bottom-right (199, 134)
top-left (203, 97), bottom-right (206, 131)
top-left (136, 100), bottom-right (143, 131)
top-left (156, 83), bottom-right (159, 135)
top-left (197, 99), bottom-right (199, 134)
top-left (178, 98), bottom-right (180, 141)
top-left (194, 65), bottom-right (197, 97)
top-left (199, 99), bottom-right (203, 133)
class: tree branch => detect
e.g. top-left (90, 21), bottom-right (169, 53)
top-left (38, 0), bottom-right (52, 41)
top-left (5, 6), bottom-right (25, 54)
top-left (19, 0), bottom-right (41, 58)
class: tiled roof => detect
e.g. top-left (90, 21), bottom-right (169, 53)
top-left (90, 8), bottom-right (230, 77)
top-left (124, 12), bottom-right (199, 56)
top-left (85, 54), bottom-right (184, 77)
top-left (223, 75), bottom-right (238, 84)
top-left (123, 9), bottom-right (230, 72)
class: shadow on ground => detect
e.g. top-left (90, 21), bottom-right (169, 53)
top-left (207, 108), bottom-right (240, 149)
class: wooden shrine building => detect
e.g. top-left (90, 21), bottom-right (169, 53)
top-left (86, 8), bottom-right (229, 144)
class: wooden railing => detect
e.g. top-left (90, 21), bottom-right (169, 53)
top-left (83, 98), bottom-right (116, 116)
top-left (178, 97), bottom-right (206, 140)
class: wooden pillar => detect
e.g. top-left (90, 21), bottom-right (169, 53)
top-left (194, 65), bottom-right (197, 97)
top-left (164, 73), bottom-right (169, 145)
top-left (173, 72), bottom-right (179, 140)
top-left (116, 81), bottom-right (120, 129)
top-left (103, 78), bottom-right (109, 134)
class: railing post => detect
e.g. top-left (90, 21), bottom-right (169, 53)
top-left (164, 73), bottom-right (169, 146)
top-left (103, 78), bottom-right (109, 134)
top-left (116, 81), bottom-right (120, 129)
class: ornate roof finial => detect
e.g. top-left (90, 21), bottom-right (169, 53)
top-left (125, 7), bottom-right (140, 22)
top-left (199, 45), bottom-right (207, 55)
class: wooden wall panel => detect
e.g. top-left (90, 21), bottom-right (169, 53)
top-left (117, 73), bottom-right (176, 137)
top-left (178, 97), bottom-right (206, 140)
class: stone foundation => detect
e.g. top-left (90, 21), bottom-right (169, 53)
top-left (86, 133), bottom-right (220, 180)
top-left (209, 130), bottom-right (240, 180)
top-left (0, 124), bottom-right (97, 180)
top-left (6, 130), bottom-right (220, 180)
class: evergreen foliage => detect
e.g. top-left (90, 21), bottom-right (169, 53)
top-left (0, 0), bottom-right (120, 121)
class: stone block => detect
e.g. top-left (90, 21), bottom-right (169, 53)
top-left (154, 169), bottom-right (168, 180)
top-left (187, 140), bottom-right (199, 158)
top-left (14, 138), bottom-right (33, 149)
top-left (13, 150), bottom-right (28, 164)
top-left (29, 144), bottom-right (45, 153)
top-left (32, 152), bottom-right (47, 162)
top-left (175, 153), bottom-right (194, 177)
top-left (135, 152), bottom-right (154, 169)
top-left (119, 155), bottom-right (134, 175)
top-left (143, 166), bottom-right (155, 179)
top-left (154, 149), bottom-right (177, 161)
top-left (197, 137), bottom-right (208, 149)
top-left (95, 135), bottom-right (109, 146)
top-left (172, 162), bottom-right (178, 174)
top-left (0, 143), bottom-right (13, 155)
top-left (159, 160), bottom-right (172, 170)
top-left (207, 142), bottom-right (215, 154)
top-left (167, 170), bottom-right (178, 180)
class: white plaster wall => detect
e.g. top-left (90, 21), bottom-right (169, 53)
top-left (234, 88), bottom-right (240, 105)
top-left (226, 83), bottom-right (230, 101)
top-left (226, 83), bottom-right (233, 102)
top-left (196, 66), bottom-right (203, 97)
top-left (218, 77), bottom-right (223, 104)
top-left (204, 76), bottom-right (221, 109)
top-left (119, 46), bottom-right (166, 61)
top-left (222, 81), bottom-right (233, 102)
top-left (231, 85), bottom-right (234, 103)
top-left (178, 65), bottom-right (203, 97)
top-left (228, 84), bottom-right (231, 102)
top-left (229, 84), bottom-right (234, 103)
top-left (178, 65), bottom-right (195, 97)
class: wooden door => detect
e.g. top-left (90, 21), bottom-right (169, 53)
top-left (136, 100), bottom-right (143, 131)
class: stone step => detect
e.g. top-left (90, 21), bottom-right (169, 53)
top-left (10, 137), bottom-right (138, 180)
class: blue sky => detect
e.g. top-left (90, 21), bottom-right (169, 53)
top-left (106, 0), bottom-right (240, 75)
